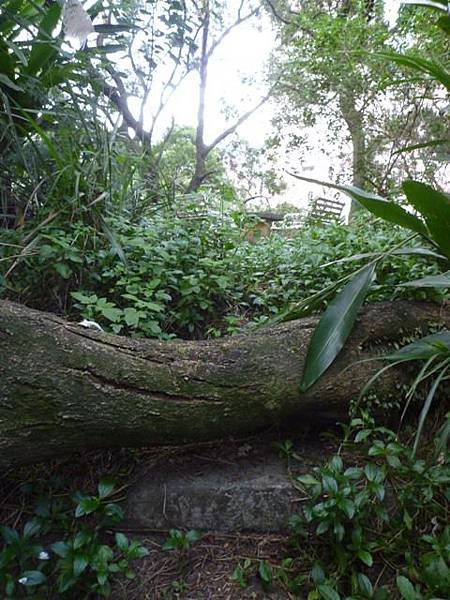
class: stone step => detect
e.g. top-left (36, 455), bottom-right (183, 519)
top-left (125, 436), bottom-right (331, 533)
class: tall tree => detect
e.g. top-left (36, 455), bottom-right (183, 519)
top-left (268, 0), bottom-right (449, 204)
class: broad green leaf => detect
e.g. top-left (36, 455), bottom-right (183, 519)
top-left (437, 15), bottom-right (450, 33)
top-left (286, 173), bottom-right (427, 235)
top-left (400, 271), bottom-right (450, 288)
top-left (402, 181), bottom-right (450, 258)
top-left (357, 573), bottom-right (373, 598)
top-left (18, 570), bottom-right (46, 586)
top-left (311, 562), bottom-right (325, 584)
top-left (101, 307), bottom-right (122, 322)
top-left (317, 584), bottom-right (341, 600)
top-left (115, 532), bottom-right (129, 550)
top-left (396, 575), bottom-right (419, 600)
top-left (384, 331), bottom-right (450, 361)
top-left (296, 474), bottom-right (320, 486)
top-left (124, 307), bottom-right (140, 327)
top-left (26, 4), bottom-right (61, 77)
top-left (258, 559), bottom-right (272, 583)
top-left (357, 549), bottom-right (373, 567)
top-left (377, 51), bottom-right (450, 91)
top-left (51, 541), bottom-right (70, 557)
top-left (98, 477), bottom-right (115, 498)
top-left (300, 263), bottom-right (376, 391)
top-left (73, 554), bottom-right (89, 577)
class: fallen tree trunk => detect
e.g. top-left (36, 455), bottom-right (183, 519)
top-left (1, 300), bottom-right (449, 467)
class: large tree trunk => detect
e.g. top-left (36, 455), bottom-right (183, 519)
top-left (1, 300), bottom-right (448, 468)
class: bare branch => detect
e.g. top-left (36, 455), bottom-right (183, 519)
top-left (205, 91), bottom-right (272, 154)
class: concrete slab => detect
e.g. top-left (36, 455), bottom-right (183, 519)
top-left (125, 436), bottom-right (331, 533)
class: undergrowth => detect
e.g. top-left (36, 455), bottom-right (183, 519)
top-left (0, 478), bottom-right (148, 598)
top-left (233, 413), bottom-right (450, 600)
top-left (0, 212), bottom-right (445, 339)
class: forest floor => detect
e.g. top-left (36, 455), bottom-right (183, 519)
top-left (0, 424), bottom-right (340, 599)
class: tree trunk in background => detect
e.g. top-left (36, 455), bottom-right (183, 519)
top-left (339, 92), bottom-right (367, 214)
top-left (1, 300), bottom-right (449, 468)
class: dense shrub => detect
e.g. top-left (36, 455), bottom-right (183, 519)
top-left (0, 212), bottom-right (445, 339)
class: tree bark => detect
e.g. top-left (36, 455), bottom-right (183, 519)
top-left (339, 91), bottom-right (367, 214)
top-left (1, 300), bottom-right (449, 468)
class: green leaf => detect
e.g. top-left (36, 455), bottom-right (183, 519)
top-left (311, 562), bottom-right (326, 584)
top-left (258, 559), bottom-right (272, 583)
top-left (300, 263), bottom-right (376, 391)
top-left (317, 584), bottom-right (341, 600)
top-left (384, 331), bottom-right (450, 361)
top-left (322, 475), bottom-right (338, 494)
top-left (344, 467), bottom-right (362, 479)
top-left (400, 271), bottom-right (450, 288)
top-left (340, 498), bottom-right (355, 519)
top-left (26, 4), bottom-right (61, 77)
top-left (19, 570), bottom-right (46, 586)
top-left (364, 463), bottom-right (378, 482)
top-left (124, 307), bottom-right (140, 327)
top-left (75, 496), bottom-right (101, 517)
top-left (98, 478), bottom-right (115, 499)
top-left (357, 573), bottom-right (373, 598)
top-left (186, 530), bottom-right (201, 544)
top-left (23, 518), bottom-right (41, 538)
top-left (1, 526), bottom-right (19, 543)
top-left (296, 474), bottom-right (320, 486)
top-left (414, 364), bottom-right (450, 454)
top-left (286, 173), bottom-right (427, 235)
top-left (115, 532), bottom-right (129, 551)
top-left (73, 554), bottom-right (89, 577)
top-left (0, 73), bottom-right (23, 91)
top-left (402, 180), bottom-right (450, 258)
top-left (377, 51), bottom-right (450, 91)
top-left (51, 541), bottom-right (70, 557)
top-left (101, 307), bottom-right (122, 322)
top-left (437, 14), bottom-right (450, 33)
top-left (396, 575), bottom-right (419, 600)
top-left (357, 550), bottom-right (373, 567)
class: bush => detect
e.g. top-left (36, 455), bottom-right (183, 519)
top-left (1, 212), bottom-right (445, 339)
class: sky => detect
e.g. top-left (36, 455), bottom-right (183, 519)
top-left (80, 0), bottom-right (403, 211)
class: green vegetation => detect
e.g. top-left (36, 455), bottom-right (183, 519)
top-left (0, 478), bottom-right (148, 598)
top-left (0, 0), bottom-right (448, 598)
top-left (231, 414), bottom-right (450, 599)
top-left (1, 213), bottom-right (445, 338)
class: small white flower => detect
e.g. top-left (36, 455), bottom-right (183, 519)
top-left (38, 551), bottom-right (50, 560)
top-left (18, 577), bottom-right (28, 585)
top-left (63, 0), bottom-right (95, 47)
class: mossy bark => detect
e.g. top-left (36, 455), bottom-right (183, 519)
top-left (0, 300), bottom-right (448, 467)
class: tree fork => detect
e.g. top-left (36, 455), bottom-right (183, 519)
top-left (0, 300), bottom-right (448, 467)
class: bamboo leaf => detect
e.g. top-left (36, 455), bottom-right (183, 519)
top-left (300, 263), bottom-right (376, 391)
top-left (400, 271), bottom-right (450, 288)
top-left (377, 51), bottom-right (450, 91)
top-left (402, 180), bottom-right (450, 258)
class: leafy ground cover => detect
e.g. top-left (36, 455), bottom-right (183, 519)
top-left (1, 411), bottom-right (448, 599)
top-left (1, 212), bottom-right (445, 339)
